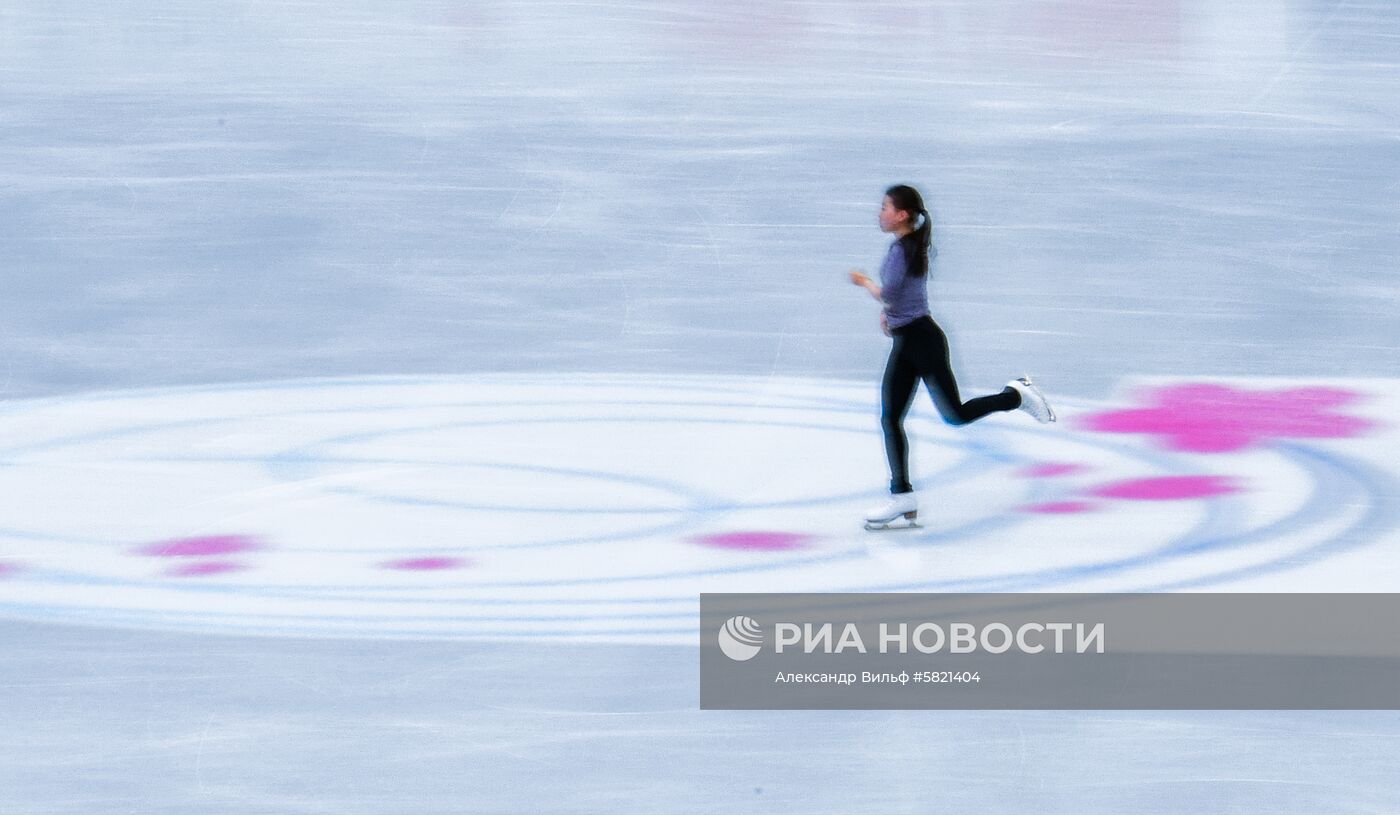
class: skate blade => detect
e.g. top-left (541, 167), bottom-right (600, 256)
top-left (864, 520), bottom-right (921, 531)
top-left (864, 512), bottom-right (920, 532)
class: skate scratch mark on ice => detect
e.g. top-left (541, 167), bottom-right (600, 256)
top-left (194, 712), bottom-right (216, 794)
top-left (534, 184), bottom-right (566, 237)
top-left (689, 202), bottom-right (724, 269)
top-left (482, 703), bottom-right (690, 717)
top-left (0, 675), bottom-right (237, 690)
top-left (769, 330), bottom-right (787, 378)
top-left (709, 222), bottom-right (864, 229)
top-left (493, 188), bottom-right (523, 227)
top-left (1246, 0), bottom-right (1351, 106)
top-left (228, 655), bottom-right (333, 698)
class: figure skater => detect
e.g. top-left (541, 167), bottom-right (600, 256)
top-left (849, 184), bottom-right (1054, 530)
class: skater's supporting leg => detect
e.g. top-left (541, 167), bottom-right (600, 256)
top-left (880, 338), bottom-right (920, 495)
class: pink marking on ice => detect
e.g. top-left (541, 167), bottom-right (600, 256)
top-left (0, 562), bottom-right (20, 578)
top-left (1023, 500), bottom-right (1097, 514)
top-left (1081, 383), bottom-right (1375, 453)
top-left (1089, 475), bottom-right (1241, 501)
top-left (1018, 462), bottom-right (1089, 478)
top-left (138, 535), bottom-right (261, 558)
top-left (382, 557), bottom-right (473, 571)
top-left (690, 531), bottom-right (815, 551)
top-left (166, 561), bottom-right (249, 577)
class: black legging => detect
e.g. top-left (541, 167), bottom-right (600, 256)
top-left (881, 316), bottom-right (1020, 494)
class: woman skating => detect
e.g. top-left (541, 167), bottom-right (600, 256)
top-left (849, 184), bottom-right (1055, 530)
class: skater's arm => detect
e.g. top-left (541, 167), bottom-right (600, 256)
top-left (850, 270), bottom-right (892, 335)
top-left (849, 269), bottom-right (881, 299)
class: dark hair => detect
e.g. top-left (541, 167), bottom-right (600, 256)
top-left (885, 184), bottom-right (932, 278)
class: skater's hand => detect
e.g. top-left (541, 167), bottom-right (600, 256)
top-left (850, 269), bottom-right (882, 303)
top-left (880, 311), bottom-right (890, 337)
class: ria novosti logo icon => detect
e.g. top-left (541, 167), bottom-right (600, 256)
top-left (717, 616), bottom-right (764, 661)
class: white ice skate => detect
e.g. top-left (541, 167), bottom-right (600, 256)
top-left (864, 492), bottom-right (920, 531)
top-left (1007, 376), bottom-right (1056, 424)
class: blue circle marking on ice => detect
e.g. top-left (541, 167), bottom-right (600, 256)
top-left (0, 373), bottom-right (1390, 640)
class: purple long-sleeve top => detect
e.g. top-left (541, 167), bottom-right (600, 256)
top-left (878, 239), bottom-right (932, 329)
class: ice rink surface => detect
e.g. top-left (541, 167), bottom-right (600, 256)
top-left (2, 1), bottom-right (1399, 812)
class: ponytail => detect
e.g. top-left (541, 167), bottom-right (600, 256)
top-left (885, 184), bottom-right (933, 278)
top-left (903, 208), bottom-right (932, 278)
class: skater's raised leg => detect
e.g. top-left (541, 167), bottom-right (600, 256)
top-left (906, 318), bottom-right (1020, 426)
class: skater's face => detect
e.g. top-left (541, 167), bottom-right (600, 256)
top-left (879, 195), bottom-right (911, 234)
